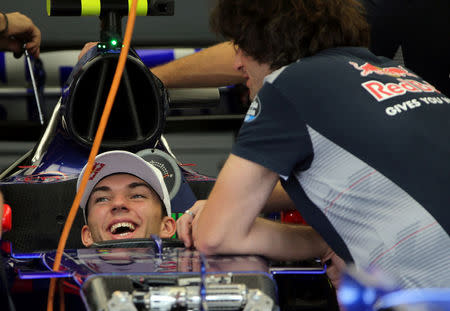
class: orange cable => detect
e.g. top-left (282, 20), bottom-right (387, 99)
top-left (46, 0), bottom-right (139, 310)
top-left (58, 279), bottom-right (65, 311)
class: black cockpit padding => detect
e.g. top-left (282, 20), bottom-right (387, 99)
top-left (186, 180), bottom-right (215, 200)
top-left (2, 179), bottom-right (84, 253)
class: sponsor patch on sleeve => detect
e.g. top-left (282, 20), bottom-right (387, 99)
top-left (244, 96), bottom-right (261, 123)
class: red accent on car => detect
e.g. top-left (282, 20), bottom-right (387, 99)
top-left (281, 210), bottom-right (307, 225)
top-left (2, 203), bottom-right (12, 232)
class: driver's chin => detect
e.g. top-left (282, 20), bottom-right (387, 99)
top-left (95, 226), bottom-right (161, 242)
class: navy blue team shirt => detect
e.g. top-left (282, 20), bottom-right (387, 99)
top-left (232, 47), bottom-right (450, 288)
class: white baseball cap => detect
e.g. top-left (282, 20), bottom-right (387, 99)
top-left (77, 150), bottom-right (171, 223)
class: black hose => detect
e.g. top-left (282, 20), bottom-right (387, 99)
top-left (0, 248), bottom-right (16, 311)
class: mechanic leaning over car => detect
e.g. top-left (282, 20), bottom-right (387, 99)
top-left (77, 151), bottom-right (176, 247)
top-left (176, 0), bottom-right (450, 289)
top-left (1, 11), bottom-right (41, 235)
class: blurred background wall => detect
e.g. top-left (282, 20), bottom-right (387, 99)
top-left (2, 0), bottom-right (219, 49)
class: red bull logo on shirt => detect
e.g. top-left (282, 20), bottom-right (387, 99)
top-left (349, 61), bottom-right (418, 78)
top-left (362, 79), bottom-right (440, 101)
top-left (349, 61), bottom-right (441, 101)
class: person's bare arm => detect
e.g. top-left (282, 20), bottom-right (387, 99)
top-left (78, 42), bottom-right (97, 61)
top-left (192, 154), bottom-right (329, 261)
top-left (0, 12), bottom-right (41, 58)
top-left (177, 181), bottom-right (295, 247)
top-left (263, 181), bottom-right (296, 213)
top-left (151, 41), bottom-right (246, 88)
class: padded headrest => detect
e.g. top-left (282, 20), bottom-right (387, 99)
top-left (63, 53), bottom-right (168, 149)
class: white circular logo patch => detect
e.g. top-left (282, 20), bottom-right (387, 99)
top-left (244, 97), bottom-right (261, 123)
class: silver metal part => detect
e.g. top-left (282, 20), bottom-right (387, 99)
top-left (177, 275), bottom-right (233, 287)
top-left (24, 45), bottom-right (44, 125)
top-left (243, 290), bottom-right (274, 311)
top-left (31, 99), bottom-right (61, 164)
top-left (105, 279), bottom-right (274, 311)
top-left (136, 284), bottom-right (247, 311)
top-left (107, 291), bottom-right (138, 311)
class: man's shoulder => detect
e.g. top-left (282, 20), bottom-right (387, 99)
top-left (267, 47), bottom-right (400, 89)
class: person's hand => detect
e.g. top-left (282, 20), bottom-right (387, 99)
top-left (176, 200), bottom-right (206, 248)
top-left (321, 248), bottom-right (347, 289)
top-left (0, 12), bottom-right (41, 58)
top-left (78, 42), bottom-right (98, 61)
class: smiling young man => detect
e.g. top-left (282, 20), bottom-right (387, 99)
top-left (178, 0), bottom-right (450, 289)
top-left (78, 150), bottom-right (176, 247)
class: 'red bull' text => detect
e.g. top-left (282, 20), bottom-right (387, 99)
top-left (362, 79), bottom-right (440, 101)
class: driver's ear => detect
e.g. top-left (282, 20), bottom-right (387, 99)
top-left (81, 225), bottom-right (94, 247)
top-left (159, 216), bottom-right (176, 238)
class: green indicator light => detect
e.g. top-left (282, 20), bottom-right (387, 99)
top-left (111, 39), bottom-right (118, 46)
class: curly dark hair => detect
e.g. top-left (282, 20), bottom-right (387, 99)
top-left (210, 0), bottom-right (370, 69)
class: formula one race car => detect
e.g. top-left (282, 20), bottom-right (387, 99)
top-left (0, 1), bottom-right (338, 310)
